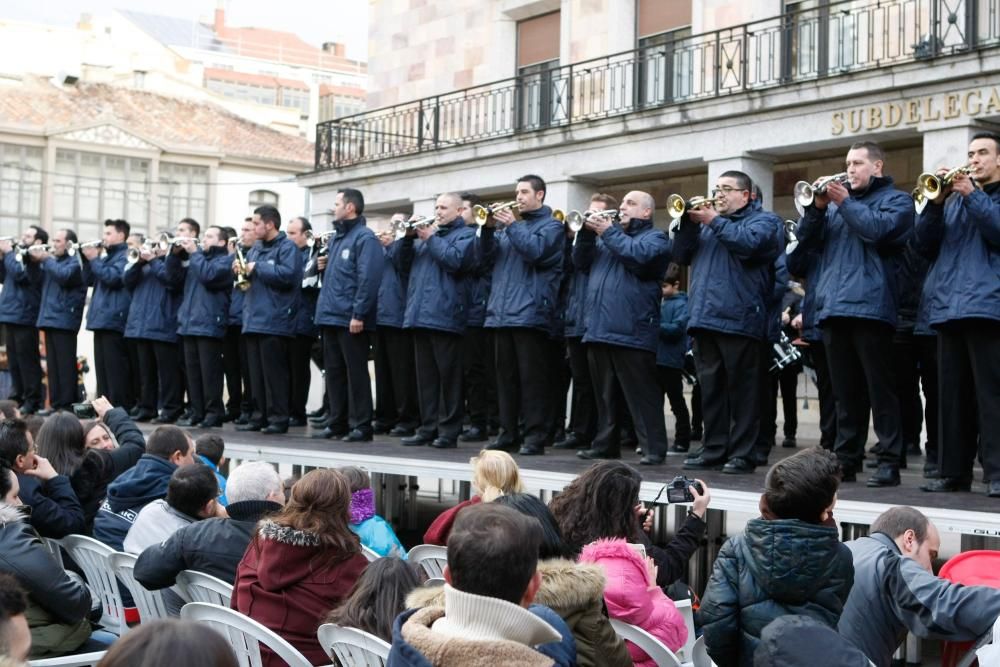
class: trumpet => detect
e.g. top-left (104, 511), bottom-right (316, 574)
top-left (231, 239), bottom-right (251, 292)
top-left (915, 164), bottom-right (973, 201)
top-left (0, 236), bottom-right (15, 244)
top-left (666, 194), bottom-right (716, 220)
top-left (792, 172), bottom-right (849, 209)
top-left (392, 215), bottom-right (436, 240)
top-left (564, 209), bottom-right (620, 233)
top-left (305, 229), bottom-right (336, 248)
top-left (14, 243), bottom-right (49, 264)
top-left (912, 187), bottom-right (929, 215)
top-left (473, 201), bottom-right (520, 226)
top-left (783, 220), bottom-right (800, 255)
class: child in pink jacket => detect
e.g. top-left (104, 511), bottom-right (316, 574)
top-left (580, 537), bottom-right (688, 666)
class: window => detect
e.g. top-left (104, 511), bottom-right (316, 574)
top-left (51, 149), bottom-right (151, 233)
top-left (516, 12), bottom-right (561, 130)
top-left (0, 143), bottom-right (42, 237)
top-left (157, 163), bottom-right (209, 228)
top-left (637, 0), bottom-right (693, 105)
top-left (782, 1), bottom-right (829, 81)
top-left (249, 190), bottom-right (279, 210)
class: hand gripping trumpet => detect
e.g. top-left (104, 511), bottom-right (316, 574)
top-left (915, 164), bottom-right (973, 203)
top-left (229, 238), bottom-right (251, 292)
top-left (472, 201), bottom-right (521, 226)
top-left (392, 215), bottom-right (436, 240)
top-left (666, 194), bottom-right (716, 220)
top-left (792, 173), bottom-right (849, 210)
top-left (564, 209), bottom-right (621, 232)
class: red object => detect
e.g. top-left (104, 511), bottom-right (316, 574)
top-left (422, 496), bottom-right (482, 546)
top-left (938, 551), bottom-right (1000, 667)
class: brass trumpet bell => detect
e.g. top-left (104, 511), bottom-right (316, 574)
top-left (916, 165), bottom-right (972, 201)
top-left (666, 194), bottom-right (714, 220)
top-left (793, 172), bottom-right (849, 209)
top-left (473, 201), bottom-right (520, 226)
top-left (912, 187), bottom-right (929, 214)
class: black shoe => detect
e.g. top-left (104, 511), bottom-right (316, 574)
top-left (867, 464), bottom-right (901, 488)
top-left (177, 416), bottom-right (203, 427)
top-left (723, 458), bottom-right (756, 474)
top-left (923, 464), bottom-right (939, 479)
top-left (667, 444), bottom-right (689, 455)
top-left (198, 416), bottom-right (223, 428)
top-left (311, 427), bottom-right (346, 440)
top-left (988, 480), bottom-right (1000, 498)
top-left (639, 455), bottom-right (664, 465)
top-left (683, 455), bottom-right (724, 471)
top-left (389, 426), bottom-right (415, 437)
top-left (750, 452), bottom-right (769, 467)
top-left (36, 408), bottom-right (55, 417)
top-left (233, 413), bottom-right (251, 425)
top-left (401, 434), bottom-right (433, 447)
top-left (288, 417), bottom-right (307, 427)
top-left (690, 430), bottom-right (703, 442)
top-left (431, 437), bottom-right (457, 449)
top-left (554, 435), bottom-right (589, 450)
top-left (921, 476), bottom-right (971, 492)
top-left (307, 407), bottom-right (326, 419)
top-left (262, 423), bottom-right (288, 434)
top-left (151, 414), bottom-right (178, 425)
top-left (781, 437), bottom-right (797, 449)
top-left (341, 429), bottom-right (372, 442)
top-left (132, 410), bottom-right (156, 422)
top-left (519, 444), bottom-right (544, 456)
top-left (485, 439), bottom-right (518, 453)
top-left (577, 448), bottom-right (619, 460)
top-left (236, 422), bottom-right (264, 432)
top-left (459, 426), bottom-right (488, 443)
top-left (372, 421), bottom-right (392, 435)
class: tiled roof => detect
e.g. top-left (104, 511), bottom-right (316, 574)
top-left (0, 77), bottom-right (313, 168)
top-left (319, 83), bottom-right (366, 98)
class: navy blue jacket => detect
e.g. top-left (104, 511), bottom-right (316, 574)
top-left (658, 292), bottom-right (689, 368)
top-left (86, 243), bottom-right (132, 333)
top-left (765, 254), bottom-right (790, 344)
top-left (402, 218), bottom-right (476, 334)
top-left (476, 206), bottom-right (563, 331)
top-left (175, 246), bottom-right (233, 338)
top-left (315, 216), bottom-right (384, 331)
top-left (466, 267), bottom-right (491, 329)
top-left (36, 255), bottom-right (87, 331)
top-left (16, 472), bottom-right (86, 539)
top-left (893, 238), bottom-right (933, 334)
top-left (786, 244), bottom-right (823, 343)
top-left (377, 238), bottom-right (409, 329)
top-left (563, 263), bottom-right (589, 339)
top-left (0, 251), bottom-right (43, 326)
top-left (573, 218), bottom-right (672, 352)
top-left (913, 182), bottom-right (1000, 326)
top-left (294, 245), bottom-right (320, 337)
top-left (228, 245), bottom-right (251, 328)
top-left (795, 176), bottom-right (913, 327)
top-left (242, 232), bottom-right (303, 337)
top-left (93, 453), bottom-right (177, 551)
top-left (124, 256), bottom-right (183, 343)
top-left (673, 200), bottom-right (783, 340)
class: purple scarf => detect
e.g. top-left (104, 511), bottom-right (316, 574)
top-left (350, 488), bottom-right (376, 525)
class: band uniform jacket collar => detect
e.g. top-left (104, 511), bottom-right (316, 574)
top-left (334, 215), bottom-right (365, 235)
top-left (105, 242), bottom-right (127, 255)
top-left (622, 217), bottom-right (653, 235)
top-left (847, 174), bottom-right (894, 199)
top-left (519, 205), bottom-right (554, 223)
top-left (435, 217), bottom-right (465, 235)
top-left (260, 230), bottom-right (287, 247)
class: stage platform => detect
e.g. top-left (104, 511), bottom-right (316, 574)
top-left (153, 423), bottom-right (1000, 541)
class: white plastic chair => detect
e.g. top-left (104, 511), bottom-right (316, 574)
top-left (957, 612), bottom-right (1000, 667)
top-left (181, 602), bottom-right (312, 667)
top-left (407, 544), bottom-right (447, 578)
top-left (175, 570), bottom-right (234, 607)
top-left (674, 598), bottom-right (697, 663)
top-left (609, 618), bottom-right (683, 667)
top-left (109, 551), bottom-right (171, 622)
top-left (60, 535), bottom-right (129, 636)
top-left (41, 537), bottom-right (65, 568)
top-left (29, 651), bottom-right (107, 666)
top-left (361, 544), bottom-right (381, 563)
top-left (423, 577), bottom-right (445, 587)
top-left (691, 635), bottom-right (717, 667)
top-left (317, 623), bottom-right (390, 666)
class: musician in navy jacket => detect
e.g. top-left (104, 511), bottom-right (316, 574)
top-left (399, 193), bottom-right (476, 449)
top-left (286, 217), bottom-right (320, 427)
top-left (312, 189), bottom-right (384, 442)
top-left (235, 206), bottom-right (303, 434)
top-left (914, 132), bottom-right (1000, 498)
top-left (573, 190), bottom-right (672, 464)
top-left (224, 218), bottom-right (255, 424)
top-left (82, 219), bottom-right (134, 409)
top-left (795, 141), bottom-right (913, 488)
top-left (35, 230), bottom-right (88, 412)
top-left (0, 225), bottom-right (46, 414)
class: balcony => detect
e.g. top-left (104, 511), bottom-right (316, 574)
top-left (315, 0), bottom-right (1000, 171)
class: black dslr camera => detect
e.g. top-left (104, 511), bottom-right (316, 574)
top-left (665, 476), bottom-right (704, 504)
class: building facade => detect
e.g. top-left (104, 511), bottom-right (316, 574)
top-left (303, 0), bottom-right (1000, 228)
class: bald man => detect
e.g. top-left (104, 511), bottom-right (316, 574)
top-left (399, 193), bottom-right (477, 449)
top-left (574, 190), bottom-right (673, 464)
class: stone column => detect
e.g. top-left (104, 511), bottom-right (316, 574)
top-left (543, 179), bottom-right (598, 213)
top-left (706, 155), bottom-right (776, 211)
top-left (411, 197), bottom-right (437, 218)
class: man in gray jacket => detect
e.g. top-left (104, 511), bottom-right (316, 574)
top-left (839, 506), bottom-right (1000, 666)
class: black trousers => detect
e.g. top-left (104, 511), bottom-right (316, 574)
top-left (588, 343), bottom-right (668, 458)
top-left (5, 324), bottom-right (43, 411)
top-left (288, 335), bottom-right (316, 422)
top-left (756, 341), bottom-right (777, 458)
top-left (223, 325), bottom-right (252, 418)
top-left (937, 320), bottom-right (1000, 482)
top-left (322, 326), bottom-right (373, 434)
top-left (413, 329), bottom-right (464, 441)
top-left (43, 328), bottom-right (77, 410)
top-left (806, 339), bottom-right (837, 450)
top-left (462, 326), bottom-right (496, 431)
top-left (546, 336), bottom-right (571, 441)
top-left (132, 339), bottom-right (158, 414)
top-left (374, 326), bottom-right (419, 430)
top-left (657, 366), bottom-right (691, 444)
top-left (245, 334), bottom-right (290, 427)
top-left (151, 341), bottom-right (183, 418)
top-left (126, 339), bottom-right (143, 413)
top-left (692, 332), bottom-right (760, 463)
top-left (691, 382), bottom-right (702, 435)
top-left (567, 337), bottom-right (597, 444)
top-left (892, 331), bottom-right (939, 463)
top-left (183, 336), bottom-right (225, 422)
top-left (93, 330), bottom-right (133, 408)
top-left (494, 327), bottom-right (550, 447)
top-left (823, 318), bottom-right (903, 470)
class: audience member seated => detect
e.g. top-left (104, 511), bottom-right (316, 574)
top-left (93, 424), bottom-right (194, 551)
top-left (0, 462), bottom-right (111, 659)
top-left (135, 461), bottom-right (284, 591)
top-left (0, 574), bottom-right (30, 662)
top-left (35, 398), bottom-right (145, 529)
top-left (0, 418), bottom-right (84, 538)
top-left (389, 503), bottom-right (577, 667)
top-left (549, 460), bottom-right (711, 587)
top-left (839, 506), bottom-right (1000, 667)
top-left (195, 434), bottom-right (228, 506)
top-left (22, 416), bottom-right (43, 443)
top-left (94, 619), bottom-right (238, 667)
top-left (123, 464), bottom-right (223, 554)
top-left (0, 402), bottom-right (19, 420)
top-left (326, 557), bottom-right (420, 643)
top-left (754, 615), bottom-right (872, 666)
top-left (699, 447), bottom-right (853, 667)
top-left (233, 468), bottom-right (368, 667)
top-left (423, 450), bottom-right (524, 546)
top-left (340, 466), bottom-right (407, 558)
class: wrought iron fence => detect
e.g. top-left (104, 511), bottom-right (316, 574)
top-left (315, 0), bottom-right (1000, 170)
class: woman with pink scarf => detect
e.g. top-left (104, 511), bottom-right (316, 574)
top-left (340, 466), bottom-right (407, 558)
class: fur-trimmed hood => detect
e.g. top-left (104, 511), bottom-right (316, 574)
top-left (249, 519), bottom-right (355, 593)
top-left (257, 519), bottom-right (321, 547)
top-left (0, 504), bottom-right (25, 526)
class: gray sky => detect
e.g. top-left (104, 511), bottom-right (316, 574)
top-left (2, 0), bottom-right (369, 61)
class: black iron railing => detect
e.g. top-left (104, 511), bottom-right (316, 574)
top-left (315, 0), bottom-right (1000, 170)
